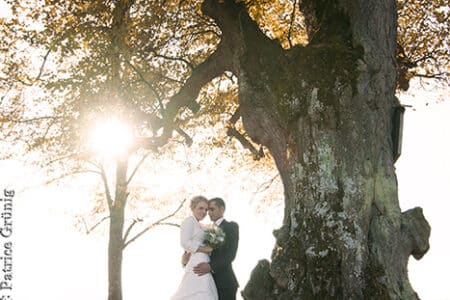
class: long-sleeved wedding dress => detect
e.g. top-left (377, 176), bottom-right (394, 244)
top-left (171, 216), bottom-right (218, 300)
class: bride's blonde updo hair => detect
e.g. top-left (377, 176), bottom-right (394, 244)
top-left (190, 195), bottom-right (208, 209)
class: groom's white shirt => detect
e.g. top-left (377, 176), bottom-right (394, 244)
top-left (215, 217), bottom-right (224, 226)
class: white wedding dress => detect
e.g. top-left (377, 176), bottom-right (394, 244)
top-left (171, 216), bottom-right (218, 300)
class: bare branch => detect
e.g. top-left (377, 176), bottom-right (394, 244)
top-left (81, 215), bottom-right (110, 234)
top-left (12, 49), bottom-right (52, 86)
top-left (123, 59), bottom-right (164, 114)
top-left (288, 0), bottom-right (298, 49)
top-left (254, 173), bottom-right (280, 194)
top-left (35, 49), bottom-right (51, 81)
top-left (45, 152), bottom-right (80, 167)
top-left (411, 54), bottom-right (434, 65)
top-left (5, 115), bottom-right (63, 124)
top-left (122, 217), bottom-right (142, 244)
top-left (226, 126), bottom-right (264, 160)
top-left (154, 53), bottom-right (194, 70)
top-left (176, 127), bottom-right (193, 146)
top-left (44, 169), bottom-right (101, 185)
top-left (0, 84), bottom-right (13, 105)
top-left (84, 159), bottom-right (103, 172)
top-left (156, 222), bottom-right (180, 228)
top-left (229, 106), bottom-right (241, 124)
top-left (126, 151), bottom-right (151, 186)
top-left (39, 116), bottom-right (62, 144)
top-left (413, 72), bottom-right (448, 79)
top-left (154, 71), bottom-right (185, 84)
top-left (123, 198), bottom-right (187, 249)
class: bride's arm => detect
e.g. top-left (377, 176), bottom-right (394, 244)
top-left (196, 245), bottom-right (213, 253)
top-left (180, 217), bottom-right (201, 253)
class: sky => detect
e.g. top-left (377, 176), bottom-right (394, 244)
top-left (0, 80), bottom-right (449, 300)
top-left (395, 82), bottom-right (450, 300)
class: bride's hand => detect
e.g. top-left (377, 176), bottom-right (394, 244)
top-left (181, 251), bottom-right (190, 267)
top-left (197, 245), bottom-right (213, 253)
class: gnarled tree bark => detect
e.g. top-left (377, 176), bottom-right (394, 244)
top-left (163, 0), bottom-right (431, 298)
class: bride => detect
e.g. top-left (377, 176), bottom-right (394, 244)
top-left (171, 196), bottom-right (218, 300)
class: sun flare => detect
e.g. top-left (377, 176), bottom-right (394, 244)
top-left (88, 119), bottom-right (134, 159)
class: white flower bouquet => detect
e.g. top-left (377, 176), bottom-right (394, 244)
top-left (203, 225), bottom-right (226, 249)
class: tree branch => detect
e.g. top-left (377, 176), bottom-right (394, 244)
top-left (154, 53), bottom-right (194, 70)
top-left (411, 53), bottom-right (434, 65)
top-left (123, 198), bottom-right (187, 249)
top-left (288, 0), bottom-right (298, 48)
top-left (413, 72), bottom-right (447, 79)
top-left (229, 106), bottom-right (241, 124)
top-left (123, 59), bottom-right (164, 114)
top-left (226, 126), bottom-right (264, 160)
top-left (0, 84), bottom-right (13, 105)
top-left (100, 163), bottom-right (113, 210)
top-left (155, 0), bottom-right (245, 146)
top-left (13, 48), bottom-right (51, 86)
top-left (35, 49), bottom-right (51, 81)
top-left (176, 127), bottom-right (193, 146)
top-left (44, 169), bottom-right (100, 185)
top-left (7, 115), bottom-right (63, 124)
top-left (154, 70), bottom-right (185, 84)
top-left (81, 215), bottom-right (110, 234)
top-left (227, 107), bottom-right (265, 160)
top-left (126, 151), bottom-right (151, 186)
top-left (156, 45), bottom-right (230, 144)
top-left (122, 217), bottom-right (142, 244)
top-left (254, 173), bottom-right (280, 194)
top-left (44, 152), bottom-right (80, 167)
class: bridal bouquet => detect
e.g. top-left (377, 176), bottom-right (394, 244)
top-left (203, 226), bottom-right (226, 249)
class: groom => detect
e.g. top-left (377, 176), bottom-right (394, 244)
top-left (194, 197), bottom-right (239, 300)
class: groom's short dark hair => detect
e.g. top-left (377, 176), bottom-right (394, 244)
top-left (209, 197), bottom-right (225, 210)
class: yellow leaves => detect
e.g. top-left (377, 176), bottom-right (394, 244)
top-left (397, 0), bottom-right (449, 84)
top-left (245, 0), bottom-right (308, 48)
top-left (434, 10), bottom-right (447, 23)
top-left (66, 14), bottom-right (74, 24)
top-left (81, 40), bottom-right (89, 50)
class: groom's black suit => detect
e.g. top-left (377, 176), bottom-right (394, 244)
top-left (210, 219), bottom-right (239, 300)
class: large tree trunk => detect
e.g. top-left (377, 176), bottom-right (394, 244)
top-left (108, 158), bottom-right (128, 300)
top-left (233, 1), bottom-right (431, 299)
top-left (168, 0), bottom-right (431, 298)
top-left (199, 0), bottom-right (432, 299)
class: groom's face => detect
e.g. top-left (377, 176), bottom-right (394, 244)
top-left (208, 201), bottom-right (224, 222)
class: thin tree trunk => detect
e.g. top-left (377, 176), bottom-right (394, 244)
top-left (108, 158), bottom-right (128, 300)
top-left (106, 2), bottom-right (134, 297)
